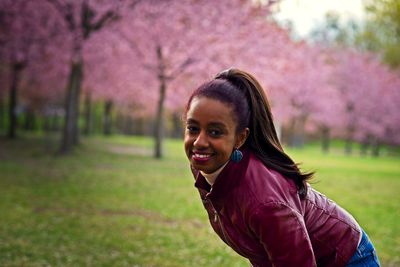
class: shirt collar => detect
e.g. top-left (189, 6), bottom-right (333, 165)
top-left (200, 161), bottom-right (229, 186)
top-left (194, 147), bottom-right (249, 211)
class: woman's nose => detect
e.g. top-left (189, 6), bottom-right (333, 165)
top-left (193, 131), bottom-right (208, 148)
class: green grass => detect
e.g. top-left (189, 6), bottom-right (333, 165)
top-left (0, 134), bottom-right (399, 266)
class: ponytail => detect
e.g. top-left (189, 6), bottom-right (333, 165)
top-left (215, 68), bottom-right (313, 198)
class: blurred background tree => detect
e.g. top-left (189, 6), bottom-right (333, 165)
top-left (359, 0), bottom-right (400, 68)
top-left (0, 0), bottom-right (399, 158)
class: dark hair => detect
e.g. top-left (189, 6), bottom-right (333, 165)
top-left (185, 68), bottom-right (313, 198)
top-left (185, 78), bottom-right (250, 133)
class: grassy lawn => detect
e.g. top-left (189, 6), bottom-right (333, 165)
top-left (0, 134), bottom-right (399, 266)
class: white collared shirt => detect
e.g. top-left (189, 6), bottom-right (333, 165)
top-left (200, 161), bottom-right (229, 186)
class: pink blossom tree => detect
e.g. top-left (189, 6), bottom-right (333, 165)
top-left (332, 48), bottom-right (400, 155)
top-left (109, 0), bottom-right (279, 158)
top-left (82, 28), bottom-right (147, 135)
top-left (42, 0), bottom-right (140, 153)
top-left (0, 0), bottom-right (60, 138)
top-left (259, 39), bottom-right (338, 149)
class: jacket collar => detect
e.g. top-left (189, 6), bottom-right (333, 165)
top-left (194, 147), bottom-right (250, 211)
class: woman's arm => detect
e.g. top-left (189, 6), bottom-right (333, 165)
top-left (248, 202), bottom-right (317, 267)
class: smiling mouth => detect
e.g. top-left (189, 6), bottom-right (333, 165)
top-left (192, 152), bottom-right (213, 162)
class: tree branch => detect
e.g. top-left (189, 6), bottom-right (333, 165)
top-left (91, 10), bottom-right (119, 33)
top-left (113, 30), bottom-right (145, 59)
top-left (45, 0), bottom-right (75, 31)
top-left (130, 0), bottom-right (143, 9)
top-left (168, 57), bottom-right (196, 80)
top-left (81, 1), bottom-right (120, 39)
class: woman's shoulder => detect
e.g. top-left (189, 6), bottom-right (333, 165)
top-left (240, 152), bottom-right (299, 204)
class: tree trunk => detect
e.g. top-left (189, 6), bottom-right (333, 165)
top-left (289, 116), bottom-right (306, 148)
top-left (44, 115), bottom-right (51, 132)
top-left (8, 62), bottom-right (24, 139)
top-left (321, 126), bottom-right (330, 153)
top-left (123, 114), bottom-right (134, 135)
top-left (297, 116), bottom-right (306, 148)
top-left (360, 135), bottom-right (371, 156)
top-left (345, 139), bottom-right (352, 155)
top-left (116, 111), bottom-right (134, 135)
top-left (171, 112), bottom-right (183, 138)
top-left (154, 45), bottom-right (167, 159)
top-left (103, 99), bottom-right (113, 136)
top-left (371, 139), bottom-right (380, 157)
top-left (115, 111), bottom-right (124, 135)
top-left (83, 92), bottom-right (92, 136)
top-left (344, 127), bottom-right (354, 155)
top-left (0, 96), bottom-right (5, 134)
top-left (23, 108), bottom-right (36, 131)
top-left (287, 118), bottom-right (296, 147)
top-left (60, 59), bottom-right (83, 154)
top-left (51, 113), bottom-right (60, 132)
top-left (134, 116), bottom-right (145, 135)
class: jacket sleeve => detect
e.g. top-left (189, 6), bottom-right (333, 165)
top-left (248, 202), bottom-right (317, 267)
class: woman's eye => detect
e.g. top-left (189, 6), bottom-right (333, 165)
top-left (186, 126), bottom-right (198, 134)
top-left (209, 129), bottom-right (222, 137)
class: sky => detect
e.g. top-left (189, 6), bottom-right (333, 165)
top-left (273, 0), bottom-right (366, 37)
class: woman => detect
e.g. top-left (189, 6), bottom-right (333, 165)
top-left (183, 68), bottom-right (380, 267)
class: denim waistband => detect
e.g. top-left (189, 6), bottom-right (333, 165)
top-left (358, 230), bottom-right (373, 254)
top-left (346, 229), bottom-right (380, 266)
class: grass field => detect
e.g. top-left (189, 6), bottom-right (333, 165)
top-left (0, 134), bottom-right (399, 266)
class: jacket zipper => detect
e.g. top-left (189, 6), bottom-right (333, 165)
top-left (204, 196), bottom-right (250, 257)
top-left (208, 198), bottom-right (234, 248)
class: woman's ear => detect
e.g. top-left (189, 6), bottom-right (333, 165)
top-left (236, 127), bottom-right (250, 149)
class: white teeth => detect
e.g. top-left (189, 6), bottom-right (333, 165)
top-left (194, 153), bottom-right (211, 158)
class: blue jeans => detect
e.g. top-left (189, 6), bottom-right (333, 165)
top-left (346, 230), bottom-right (380, 266)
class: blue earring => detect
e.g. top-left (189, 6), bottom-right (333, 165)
top-left (230, 149), bottom-right (243, 163)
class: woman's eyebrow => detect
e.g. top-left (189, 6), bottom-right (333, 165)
top-left (208, 122), bottom-right (227, 129)
top-left (186, 118), bottom-right (198, 124)
top-left (186, 119), bottom-right (227, 129)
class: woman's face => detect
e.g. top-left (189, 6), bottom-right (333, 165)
top-left (184, 97), bottom-right (248, 174)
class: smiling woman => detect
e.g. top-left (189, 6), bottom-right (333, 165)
top-left (183, 68), bottom-right (380, 267)
top-left (184, 97), bottom-right (248, 176)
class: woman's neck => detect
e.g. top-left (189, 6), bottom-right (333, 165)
top-left (200, 161), bottom-right (229, 186)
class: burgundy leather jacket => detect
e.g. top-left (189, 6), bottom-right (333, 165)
top-left (192, 148), bottom-right (361, 267)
